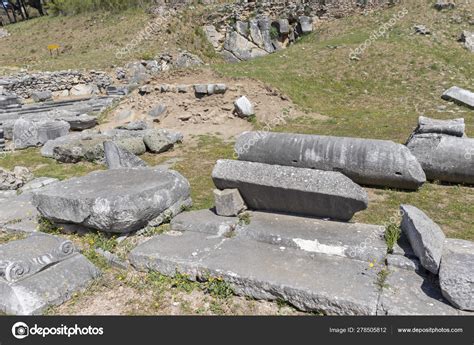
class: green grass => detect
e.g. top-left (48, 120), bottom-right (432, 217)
top-left (48, 0), bottom-right (154, 15)
top-left (0, 148), bottom-right (103, 180)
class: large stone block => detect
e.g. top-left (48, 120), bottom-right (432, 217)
top-left (406, 133), bottom-right (474, 184)
top-left (439, 239), bottom-right (474, 311)
top-left (377, 268), bottom-right (464, 315)
top-left (129, 231), bottom-right (380, 315)
top-left (442, 86), bottom-right (474, 109)
top-left (33, 168), bottom-right (191, 233)
top-left (0, 233), bottom-right (99, 315)
top-left (212, 159), bottom-right (368, 221)
top-left (104, 141), bottom-right (148, 169)
top-left (235, 211), bottom-right (387, 263)
top-left (400, 205), bottom-right (445, 274)
top-left (235, 132), bottom-right (426, 190)
top-left (13, 118), bottom-right (70, 149)
top-left (414, 116), bottom-right (465, 137)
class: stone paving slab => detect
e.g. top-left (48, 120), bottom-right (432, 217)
top-left (130, 231), bottom-right (380, 315)
top-left (235, 211), bottom-right (387, 263)
top-left (377, 268), bottom-right (465, 315)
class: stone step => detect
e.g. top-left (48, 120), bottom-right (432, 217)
top-left (236, 211), bottom-right (387, 263)
top-left (212, 159), bottom-right (368, 221)
top-left (129, 231), bottom-right (381, 315)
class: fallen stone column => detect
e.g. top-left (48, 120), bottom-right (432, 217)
top-left (442, 86), bottom-right (474, 109)
top-left (235, 131), bottom-right (426, 190)
top-left (406, 133), bottom-right (474, 184)
top-left (212, 159), bottom-right (368, 221)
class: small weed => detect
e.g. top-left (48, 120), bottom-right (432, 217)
top-left (37, 217), bottom-right (63, 234)
top-left (238, 212), bottom-right (251, 226)
top-left (376, 268), bottom-right (390, 291)
top-left (385, 223), bottom-right (401, 253)
top-left (270, 26), bottom-right (279, 40)
top-left (84, 232), bottom-right (118, 253)
top-left (204, 277), bottom-right (234, 299)
top-left (83, 248), bottom-right (110, 271)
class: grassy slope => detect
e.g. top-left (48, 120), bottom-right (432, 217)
top-left (0, 6), bottom-right (216, 73)
top-left (215, 0), bottom-right (474, 239)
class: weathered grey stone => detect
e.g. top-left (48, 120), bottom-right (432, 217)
top-left (406, 133), bottom-right (474, 184)
top-left (386, 254), bottom-right (421, 272)
top-left (62, 114), bottom-right (97, 131)
top-left (19, 177), bottom-right (59, 194)
top-left (257, 17), bottom-right (274, 53)
top-left (31, 91), bottom-right (52, 103)
top-left (439, 239), bottom-right (474, 311)
top-left (202, 25), bottom-right (224, 49)
top-left (212, 159), bottom-right (368, 221)
top-left (236, 131), bottom-right (426, 190)
top-left (298, 16), bottom-right (313, 34)
top-left (235, 21), bottom-right (249, 36)
top-left (442, 86), bottom-right (474, 109)
top-left (434, 0), bottom-right (455, 10)
top-left (117, 120), bottom-right (149, 131)
top-left (415, 116), bottom-right (465, 137)
top-left (143, 130), bottom-right (174, 153)
top-left (148, 104), bottom-right (167, 119)
top-left (400, 205), bottom-right (445, 274)
top-left (377, 268), bottom-right (463, 315)
top-left (129, 231), bottom-right (380, 315)
top-left (0, 166), bottom-right (33, 191)
top-left (249, 19), bottom-right (265, 49)
top-left (33, 168), bottom-right (191, 233)
top-left (234, 96), bottom-right (254, 117)
top-left (104, 141), bottom-right (148, 169)
top-left (174, 52), bottom-right (203, 68)
top-left (414, 24), bottom-right (431, 35)
top-left (459, 31), bottom-right (474, 52)
top-left (277, 19), bottom-right (290, 35)
top-left (171, 209), bottom-right (238, 237)
top-left (214, 189), bottom-right (246, 216)
top-left (0, 235), bottom-right (99, 315)
top-left (223, 31), bottom-right (267, 61)
top-left (236, 211), bottom-right (387, 263)
top-left (0, 192), bottom-right (39, 233)
top-left (70, 84), bottom-right (98, 96)
top-left (113, 137), bottom-right (146, 156)
top-left (0, 233), bottom-right (75, 282)
top-left (193, 84), bottom-right (208, 95)
top-left (0, 95), bottom-right (22, 108)
top-left (13, 118), bottom-right (70, 149)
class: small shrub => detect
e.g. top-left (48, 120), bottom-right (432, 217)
top-left (376, 268), bottom-right (390, 290)
top-left (37, 216), bottom-right (63, 234)
top-left (270, 26), bottom-right (280, 40)
top-left (204, 277), bottom-right (233, 299)
top-left (385, 223), bottom-right (401, 253)
top-left (238, 212), bottom-right (251, 226)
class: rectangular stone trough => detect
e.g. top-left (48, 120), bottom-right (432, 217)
top-left (212, 160), bottom-right (368, 221)
top-left (129, 231), bottom-right (381, 315)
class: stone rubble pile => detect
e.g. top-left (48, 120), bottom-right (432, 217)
top-left (0, 70), bottom-right (111, 99)
top-left (201, 0), bottom-right (396, 61)
top-left (405, 116), bottom-right (473, 184)
top-left (42, 127), bottom-right (182, 164)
